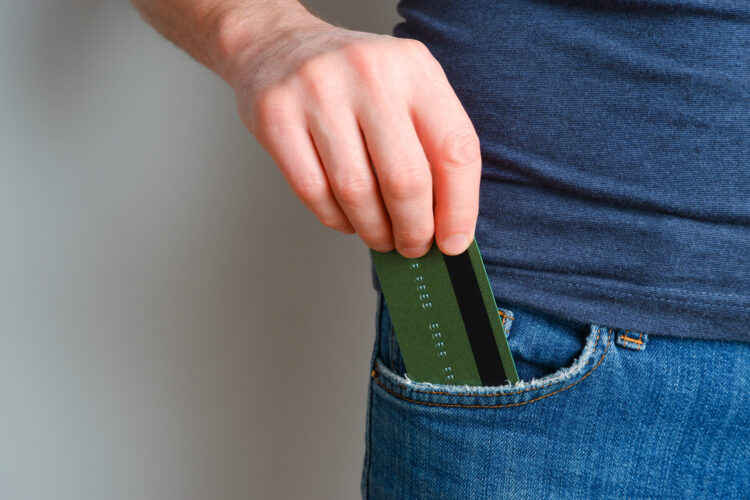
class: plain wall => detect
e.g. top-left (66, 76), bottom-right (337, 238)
top-left (0, 2), bottom-right (400, 499)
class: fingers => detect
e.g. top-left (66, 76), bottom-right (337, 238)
top-left (358, 101), bottom-right (435, 258)
top-left (307, 108), bottom-right (395, 252)
top-left (252, 93), bottom-right (355, 234)
top-left (409, 64), bottom-right (482, 255)
top-left (244, 35), bottom-right (479, 258)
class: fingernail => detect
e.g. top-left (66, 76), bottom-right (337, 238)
top-left (441, 233), bottom-right (468, 255)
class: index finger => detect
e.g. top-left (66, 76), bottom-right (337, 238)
top-left (410, 73), bottom-right (482, 255)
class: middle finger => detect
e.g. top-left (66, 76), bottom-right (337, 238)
top-left (358, 102), bottom-right (434, 258)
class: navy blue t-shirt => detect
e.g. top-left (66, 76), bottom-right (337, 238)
top-left (371, 0), bottom-right (750, 342)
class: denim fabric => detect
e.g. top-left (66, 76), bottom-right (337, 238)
top-left (370, 0), bottom-right (750, 343)
top-left (360, 291), bottom-right (750, 499)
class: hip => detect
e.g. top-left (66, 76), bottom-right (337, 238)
top-left (361, 290), bottom-right (750, 499)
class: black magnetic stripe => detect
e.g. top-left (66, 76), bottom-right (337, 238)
top-left (444, 250), bottom-right (508, 385)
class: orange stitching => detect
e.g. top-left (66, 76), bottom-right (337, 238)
top-left (497, 310), bottom-right (514, 332)
top-left (620, 335), bottom-right (644, 345)
top-left (497, 310), bottom-right (514, 321)
top-left (375, 327), bottom-right (609, 398)
top-left (374, 329), bottom-right (613, 408)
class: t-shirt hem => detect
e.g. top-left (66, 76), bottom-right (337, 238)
top-left (484, 265), bottom-right (750, 344)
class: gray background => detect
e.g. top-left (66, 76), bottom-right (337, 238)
top-left (0, 1), bottom-right (399, 499)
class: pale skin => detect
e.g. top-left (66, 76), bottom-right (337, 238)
top-left (130, 0), bottom-right (482, 258)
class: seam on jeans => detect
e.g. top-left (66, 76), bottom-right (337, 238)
top-left (373, 329), bottom-right (612, 408)
top-left (490, 269), bottom-right (750, 311)
top-left (374, 327), bottom-right (611, 400)
top-left (389, 323), bottom-right (394, 372)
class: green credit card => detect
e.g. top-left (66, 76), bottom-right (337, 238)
top-left (370, 239), bottom-right (519, 386)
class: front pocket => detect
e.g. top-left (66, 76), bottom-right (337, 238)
top-left (370, 292), bottom-right (615, 408)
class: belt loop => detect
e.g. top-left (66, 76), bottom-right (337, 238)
top-left (614, 329), bottom-right (649, 351)
top-left (497, 307), bottom-right (515, 337)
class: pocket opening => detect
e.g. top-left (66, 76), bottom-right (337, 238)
top-left (371, 324), bottom-right (614, 408)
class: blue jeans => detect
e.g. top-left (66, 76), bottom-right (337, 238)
top-left (361, 291), bottom-right (750, 499)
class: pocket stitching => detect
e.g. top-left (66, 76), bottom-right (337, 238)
top-left (379, 326), bottom-right (607, 397)
top-left (372, 327), bottom-right (613, 408)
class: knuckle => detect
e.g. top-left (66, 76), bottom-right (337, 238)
top-left (400, 38), bottom-right (439, 74)
top-left (297, 55), bottom-right (328, 80)
top-left (382, 161), bottom-right (430, 200)
top-left (342, 41), bottom-right (377, 67)
top-left (295, 178), bottom-right (329, 206)
top-left (401, 38), bottom-right (430, 57)
top-left (396, 225), bottom-right (434, 248)
top-left (335, 172), bottom-right (371, 206)
top-left (445, 204), bottom-right (478, 225)
top-left (297, 57), bottom-right (336, 100)
top-left (442, 128), bottom-right (481, 168)
top-left (343, 42), bottom-right (382, 84)
top-left (360, 231), bottom-right (394, 249)
top-left (438, 211), bottom-right (477, 236)
top-left (319, 214), bottom-right (350, 232)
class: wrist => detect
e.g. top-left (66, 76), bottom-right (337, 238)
top-left (208, 2), bottom-right (323, 87)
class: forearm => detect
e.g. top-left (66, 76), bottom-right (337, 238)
top-left (130, 0), bottom-right (317, 83)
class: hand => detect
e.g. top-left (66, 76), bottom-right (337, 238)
top-left (225, 14), bottom-right (481, 257)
